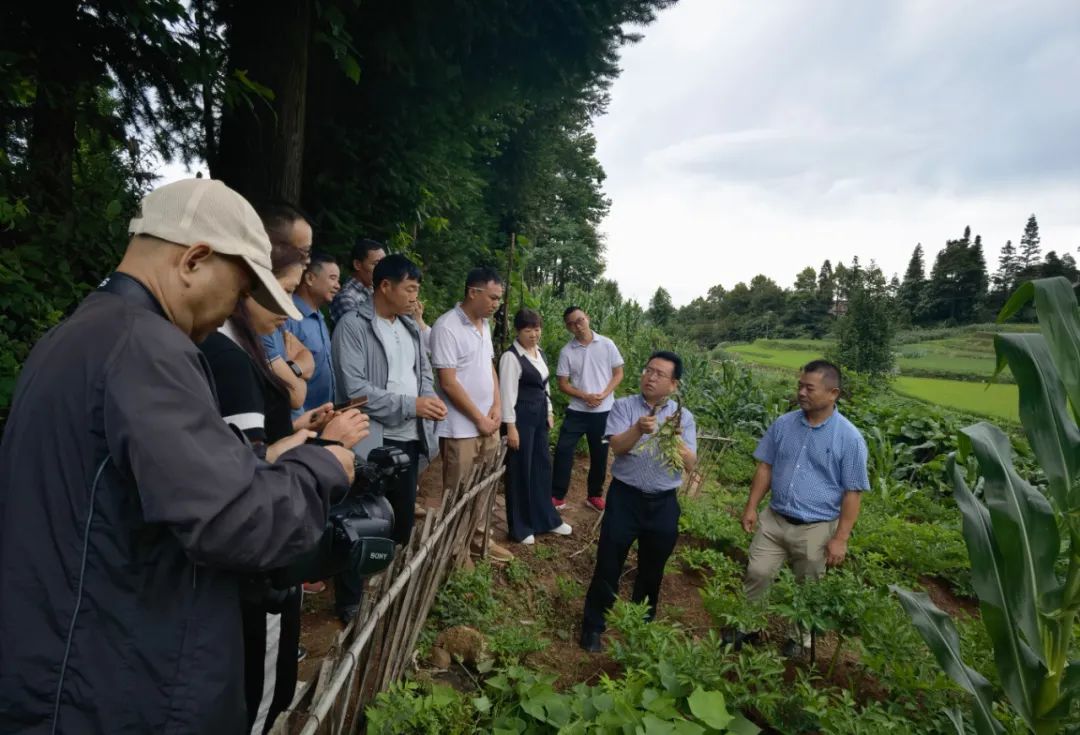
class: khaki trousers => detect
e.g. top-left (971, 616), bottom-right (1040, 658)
top-left (745, 507), bottom-right (838, 601)
top-left (440, 434), bottom-right (501, 495)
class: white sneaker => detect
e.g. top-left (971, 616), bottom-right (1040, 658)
top-left (521, 535), bottom-right (536, 545)
top-left (550, 523), bottom-right (572, 536)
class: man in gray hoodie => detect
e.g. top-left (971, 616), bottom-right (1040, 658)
top-left (332, 253), bottom-right (446, 550)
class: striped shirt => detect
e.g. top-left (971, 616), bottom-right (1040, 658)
top-left (754, 409), bottom-right (869, 522)
top-left (606, 394), bottom-right (697, 493)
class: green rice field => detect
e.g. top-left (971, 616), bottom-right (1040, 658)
top-left (724, 337), bottom-right (1020, 421)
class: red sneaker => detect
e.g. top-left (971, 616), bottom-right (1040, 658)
top-left (552, 497), bottom-right (567, 511)
top-left (302, 581), bottom-right (327, 594)
top-left (586, 496), bottom-right (606, 512)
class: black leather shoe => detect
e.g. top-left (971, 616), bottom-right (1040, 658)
top-left (731, 630), bottom-right (761, 652)
top-left (579, 630), bottom-right (603, 653)
top-left (781, 638), bottom-right (804, 659)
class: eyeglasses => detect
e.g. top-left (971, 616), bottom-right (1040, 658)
top-left (641, 367), bottom-right (673, 380)
top-left (565, 317), bottom-right (587, 328)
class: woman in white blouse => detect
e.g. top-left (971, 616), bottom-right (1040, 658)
top-left (499, 309), bottom-right (572, 544)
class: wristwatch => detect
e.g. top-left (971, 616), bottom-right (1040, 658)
top-left (286, 359), bottom-right (303, 378)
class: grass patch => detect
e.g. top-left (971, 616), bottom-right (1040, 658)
top-left (893, 376), bottom-right (1018, 422)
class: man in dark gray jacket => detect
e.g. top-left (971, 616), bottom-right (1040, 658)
top-left (0, 179), bottom-right (363, 734)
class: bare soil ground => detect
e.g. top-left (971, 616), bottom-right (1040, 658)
top-left (297, 450), bottom-right (717, 687)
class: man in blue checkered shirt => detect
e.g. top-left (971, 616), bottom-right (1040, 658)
top-left (579, 351), bottom-right (697, 653)
top-left (741, 360), bottom-right (869, 607)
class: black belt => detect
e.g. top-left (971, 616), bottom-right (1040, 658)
top-left (611, 477), bottom-right (677, 498)
top-left (772, 509), bottom-right (827, 526)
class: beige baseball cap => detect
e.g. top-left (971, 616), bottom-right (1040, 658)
top-left (128, 178), bottom-right (302, 320)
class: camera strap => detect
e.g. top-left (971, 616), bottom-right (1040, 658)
top-left (97, 272), bottom-right (168, 320)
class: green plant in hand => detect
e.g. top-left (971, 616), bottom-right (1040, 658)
top-left (640, 394), bottom-right (686, 472)
top-left (894, 277), bottom-right (1080, 734)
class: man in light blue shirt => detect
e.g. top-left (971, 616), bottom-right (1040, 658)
top-left (580, 351), bottom-right (696, 653)
top-left (741, 360), bottom-right (869, 605)
top-left (285, 251), bottom-right (340, 414)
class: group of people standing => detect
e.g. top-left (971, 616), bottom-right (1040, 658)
top-left (0, 176), bottom-right (871, 734)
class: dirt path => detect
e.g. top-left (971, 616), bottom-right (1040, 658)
top-left (297, 451), bottom-right (717, 687)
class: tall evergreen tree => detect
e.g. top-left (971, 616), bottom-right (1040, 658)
top-left (919, 228), bottom-right (989, 323)
top-left (897, 244), bottom-right (926, 320)
top-left (830, 280), bottom-right (895, 377)
top-left (1020, 214), bottom-right (1041, 269)
top-left (817, 259), bottom-right (835, 312)
top-left (993, 239), bottom-right (1019, 292)
top-left (647, 286), bottom-right (674, 327)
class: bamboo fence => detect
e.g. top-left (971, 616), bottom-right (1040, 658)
top-left (269, 443), bottom-right (508, 735)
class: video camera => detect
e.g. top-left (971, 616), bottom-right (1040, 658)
top-left (269, 446), bottom-right (411, 589)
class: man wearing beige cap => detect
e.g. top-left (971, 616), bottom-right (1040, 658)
top-left (0, 179), bottom-right (367, 734)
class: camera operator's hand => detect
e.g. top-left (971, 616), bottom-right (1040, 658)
top-left (415, 396), bottom-right (448, 421)
top-left (266, 430), bottom-right (317, 463)
top-left (293, 403), bottom-right (334, 432)
top-left (322, 409), bottom-right (370, 448)
top-left (506, 423), bottom-right (520, 450)
top-left (325, 445), bottom-right (356, 484)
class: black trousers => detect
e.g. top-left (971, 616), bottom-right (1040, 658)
top-left (505, 418), bottom-right (562, 541)
top-left (581, 478), bottom-right (681, 634)
top-left (335, 438), bottom-right (421, 617)
top-left (242, 589), bottom-right (301, 734)
top-left (552, 409), bottom-right (610, 499)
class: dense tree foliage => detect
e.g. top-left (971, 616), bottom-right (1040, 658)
top-left (674, 215), bottom-right (1075, 350)
top-left (0, 0), bottom-right (673, 411)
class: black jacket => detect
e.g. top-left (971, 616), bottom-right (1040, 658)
top-left (0, 279), bottom-right (349, 734)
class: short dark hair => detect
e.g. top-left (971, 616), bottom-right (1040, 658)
top-left (563, 305), bottom-right (584, 321)
top-left (256, 201), bottom-right (311, 251)
top-left (306, 250), bottom-right (337, 274)
top-left (513, 308), bottom-right (543, 331)
top-left (464, 266), bottom-right (503, 291)
top-left (373, 253), bottom-right (422, 288)
top-left (801, 359), bottom-right (842, 389)
top-left (648, 350), bottom-right (683, 380)
top-left (351, 238), bottom-right (385, 265)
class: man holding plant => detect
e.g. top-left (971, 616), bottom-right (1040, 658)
top-left (741, 360), bottom-right (869, 623)
top-left (579, 351), bottom-right (696, 653)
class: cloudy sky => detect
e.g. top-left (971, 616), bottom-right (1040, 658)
top-left (595, 0), bottom-right (1080, 306)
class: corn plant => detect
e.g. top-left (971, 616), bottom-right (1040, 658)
top-left (893, 277), bottom-right (1080, 734)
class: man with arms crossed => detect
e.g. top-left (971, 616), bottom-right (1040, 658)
top-left (286, 250), bottom-right (341, 413)
top-left (551, 306), bottom-right (624, 512)
top-left (740, 359), bottom-right (869, 652)
top-left (429, 266), bottom-right (514, 562)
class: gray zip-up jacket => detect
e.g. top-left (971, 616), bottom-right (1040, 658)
top-left (331, 297), bottom-right (438, 463)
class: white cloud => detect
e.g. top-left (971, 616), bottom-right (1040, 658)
top-left (595, 0), bottom-right (1080, 305)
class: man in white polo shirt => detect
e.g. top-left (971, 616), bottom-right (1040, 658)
top-left (430, 266), bottom-right (513, 562)
top-left (552, 306), bottom-right (625, 512)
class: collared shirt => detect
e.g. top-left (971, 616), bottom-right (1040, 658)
top-left (374, 315), bottom-right (419, 441)
top-left (556, 332), bottom-right (624, 413)
top-left (606, 394), bottom-right (697, 492)
top-left (261, 328), bottom-right (286, 363)
top-left (430, 304), bottom-right (495, 438)
top-left (754, 409), bottom-right (870, 522)
top-left (498, 341), bottom-right (553, 423)
top-left (284, 294), bottom-right (335, 412)
top-left (329, 277), bottom-right (373, 324)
